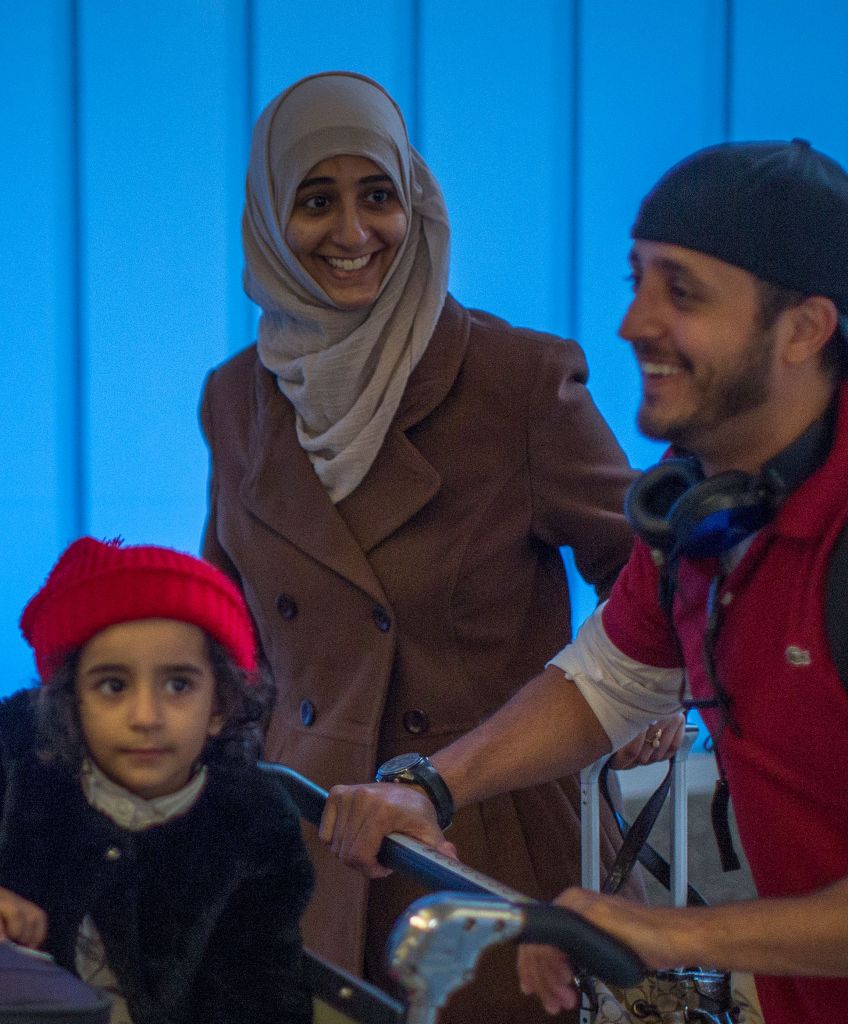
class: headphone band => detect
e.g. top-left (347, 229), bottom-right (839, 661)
top-left (625, 399), bottom-right (837, 560)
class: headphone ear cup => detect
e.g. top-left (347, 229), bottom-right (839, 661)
top-left (669, 471), bottom-right (773, 558)
top-left (624, 459), bottom-right (703, 553)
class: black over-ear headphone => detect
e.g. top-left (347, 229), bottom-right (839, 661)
top-left (624, 404), bottom-right (836, 561)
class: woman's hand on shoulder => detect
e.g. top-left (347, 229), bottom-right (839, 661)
top-left (319, 782), bottom-right (457, 878)
top-left (0, 886), bottom-right (47, 948)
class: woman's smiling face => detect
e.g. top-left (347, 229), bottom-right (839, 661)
top-left (285, 154), bottom-right (408, 310)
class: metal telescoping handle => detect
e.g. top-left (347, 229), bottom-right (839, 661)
top-left (579, 756), bottom-right (606, 892)
top-left (261, 762), bottom-right (646, 988)
top-left (670, 727), bottom-right (697, 906)
top-left (579, 726), bottom-right (698, 904)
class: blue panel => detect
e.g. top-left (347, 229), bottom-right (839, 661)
top-left (80, 0), bottom-right (249, 553)
top-left (0, 3), bottom-right (75, 693)
top-left (418, 0), bottom-right (576, 337)
top-left (577, 0), bottom-right (728, 473)
top-left (731, 0), bottom-right (848, 163)
top-left (3, 0), bottom-right (847, 701)
top-left (252, 1), bottom-right (416, 123)
top-left (417, 1), bottom-right (583, 619)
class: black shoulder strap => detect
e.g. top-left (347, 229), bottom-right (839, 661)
top-left (599, 759), bottom-right (708, 906)
top-left (826, 518), bottom-right (848, 694)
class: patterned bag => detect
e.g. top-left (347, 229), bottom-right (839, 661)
top-left (583, 968), bottom-right (739, 1022)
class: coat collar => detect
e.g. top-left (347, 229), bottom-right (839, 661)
top-left (240, 296), bottom-right (470, 596)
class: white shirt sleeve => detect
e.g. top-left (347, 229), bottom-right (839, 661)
top-left (547, 602), bottom-right (685, 749)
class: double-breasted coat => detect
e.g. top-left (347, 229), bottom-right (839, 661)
top-left (200, 296), bottom-right (638, 1022)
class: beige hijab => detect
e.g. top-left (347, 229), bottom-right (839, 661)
top-left (243, 72), bottom-right (450, 502)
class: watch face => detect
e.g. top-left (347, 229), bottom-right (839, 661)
top-left (379, 752), bottom-right (422, 775)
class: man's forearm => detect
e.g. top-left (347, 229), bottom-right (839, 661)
top-left (557, 876), bottom-right (848, 978)
top-left (670, 877), bottom-right (848, 976)
top-left (431, 665), bottom-right (613, 809)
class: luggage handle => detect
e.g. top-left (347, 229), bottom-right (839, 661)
top-left (260, 762), bottom-right (646, 989)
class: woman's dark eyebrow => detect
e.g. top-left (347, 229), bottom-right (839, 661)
top-left (296, 173), bottom-right (392, 191)
top-left (297, 176), bottom-right (333, 190)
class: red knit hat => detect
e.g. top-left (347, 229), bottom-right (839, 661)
top-left (20, 537), bottom-right (257, 680)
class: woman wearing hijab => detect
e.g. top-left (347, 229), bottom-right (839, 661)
top-left (200, 71), bottom-right (639, 1023)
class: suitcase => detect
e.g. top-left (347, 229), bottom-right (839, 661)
top-left (0, 941), bottom-right (111, 1024)
top-left (578, 728), bottom-right (745, 1024)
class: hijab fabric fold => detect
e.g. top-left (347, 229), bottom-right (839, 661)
top-left (243, 72), bottom-right (451, 502)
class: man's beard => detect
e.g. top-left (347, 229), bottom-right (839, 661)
top-left (637, 323), bottom-right (776, 449)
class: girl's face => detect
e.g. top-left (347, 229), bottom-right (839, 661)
top-left (285, 154), bottom-right (408, 310)
top-left (75, 619), bottom-right (223, 799)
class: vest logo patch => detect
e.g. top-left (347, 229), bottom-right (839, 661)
top-left (785, 645), bottom-right (811, 667)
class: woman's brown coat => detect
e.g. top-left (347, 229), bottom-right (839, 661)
top-left (200, 296), bottom-right (639, 1023)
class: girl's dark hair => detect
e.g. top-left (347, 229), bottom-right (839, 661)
top-left (204, 638), bottom-right (275, 761)
top-left (36, 636), bottom-right (274, 768)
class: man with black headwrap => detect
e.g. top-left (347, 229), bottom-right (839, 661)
top-left (320, 139), bottom-right (848, 1024)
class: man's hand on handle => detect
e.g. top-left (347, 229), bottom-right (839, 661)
top-left (319, 781), bottom-right (457, 877)
top-left (607, 712), bottom-right (686, 769)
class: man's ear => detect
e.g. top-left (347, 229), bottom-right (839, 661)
top-left (783, 295), bottom-right (839, 365)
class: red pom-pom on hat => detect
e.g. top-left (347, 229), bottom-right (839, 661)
top-left (20, 537), bottom-right (257, 681)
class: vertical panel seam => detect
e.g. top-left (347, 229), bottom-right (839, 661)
top-left (245, 0), bottom-right (255, 139)
top-left (243, 0), bottom-right (256, 347)
top-left (69, 0), bottom-right (86, 536)
top-left (723, 0), bottom-right (734, 139)
top-left (567, 0), bottom-right (581, 338)
top-left (409, 0), bottom-right (422, 147)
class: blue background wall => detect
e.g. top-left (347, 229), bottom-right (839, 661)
top-left (2, 0), bottom-right (848, 693)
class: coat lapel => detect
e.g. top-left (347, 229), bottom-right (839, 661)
top-left (240, 367), bottom-right (387, 603)
top-left (337, 297), bottom-right (470, 552)
top-left (241, 297), bottom-right (470, 580)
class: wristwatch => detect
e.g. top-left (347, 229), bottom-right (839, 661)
top-left (375, 752), bottom-right (454, 830)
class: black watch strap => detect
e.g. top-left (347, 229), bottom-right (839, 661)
top-left (375, 753), bottom-right (454, 830)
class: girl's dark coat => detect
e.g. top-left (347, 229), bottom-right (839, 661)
top-left (0, 690), bottom-right (314, 1024)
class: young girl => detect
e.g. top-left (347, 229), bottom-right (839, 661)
top-left (0, 536), bottom-right (314, 1023)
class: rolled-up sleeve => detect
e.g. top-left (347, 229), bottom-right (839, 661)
top-left (547, 603), bottom-right (684, 749)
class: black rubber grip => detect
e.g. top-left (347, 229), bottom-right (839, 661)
top-left (519, 902), bottom-right (645, 987)
top-left (260, 763), bottom-right (647, 987)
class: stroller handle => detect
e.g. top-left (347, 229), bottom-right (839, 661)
top-left (259, 762), bottom-right (645, 988)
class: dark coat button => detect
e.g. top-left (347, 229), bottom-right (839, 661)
top-left (403, 709), bottom-right (430, 735)
top-left (300, 699), bottom-right (316, 727)
top-left (372, 605), bottom-right (391, 632)
top-left (276, 594), bottom-right (298, 620)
